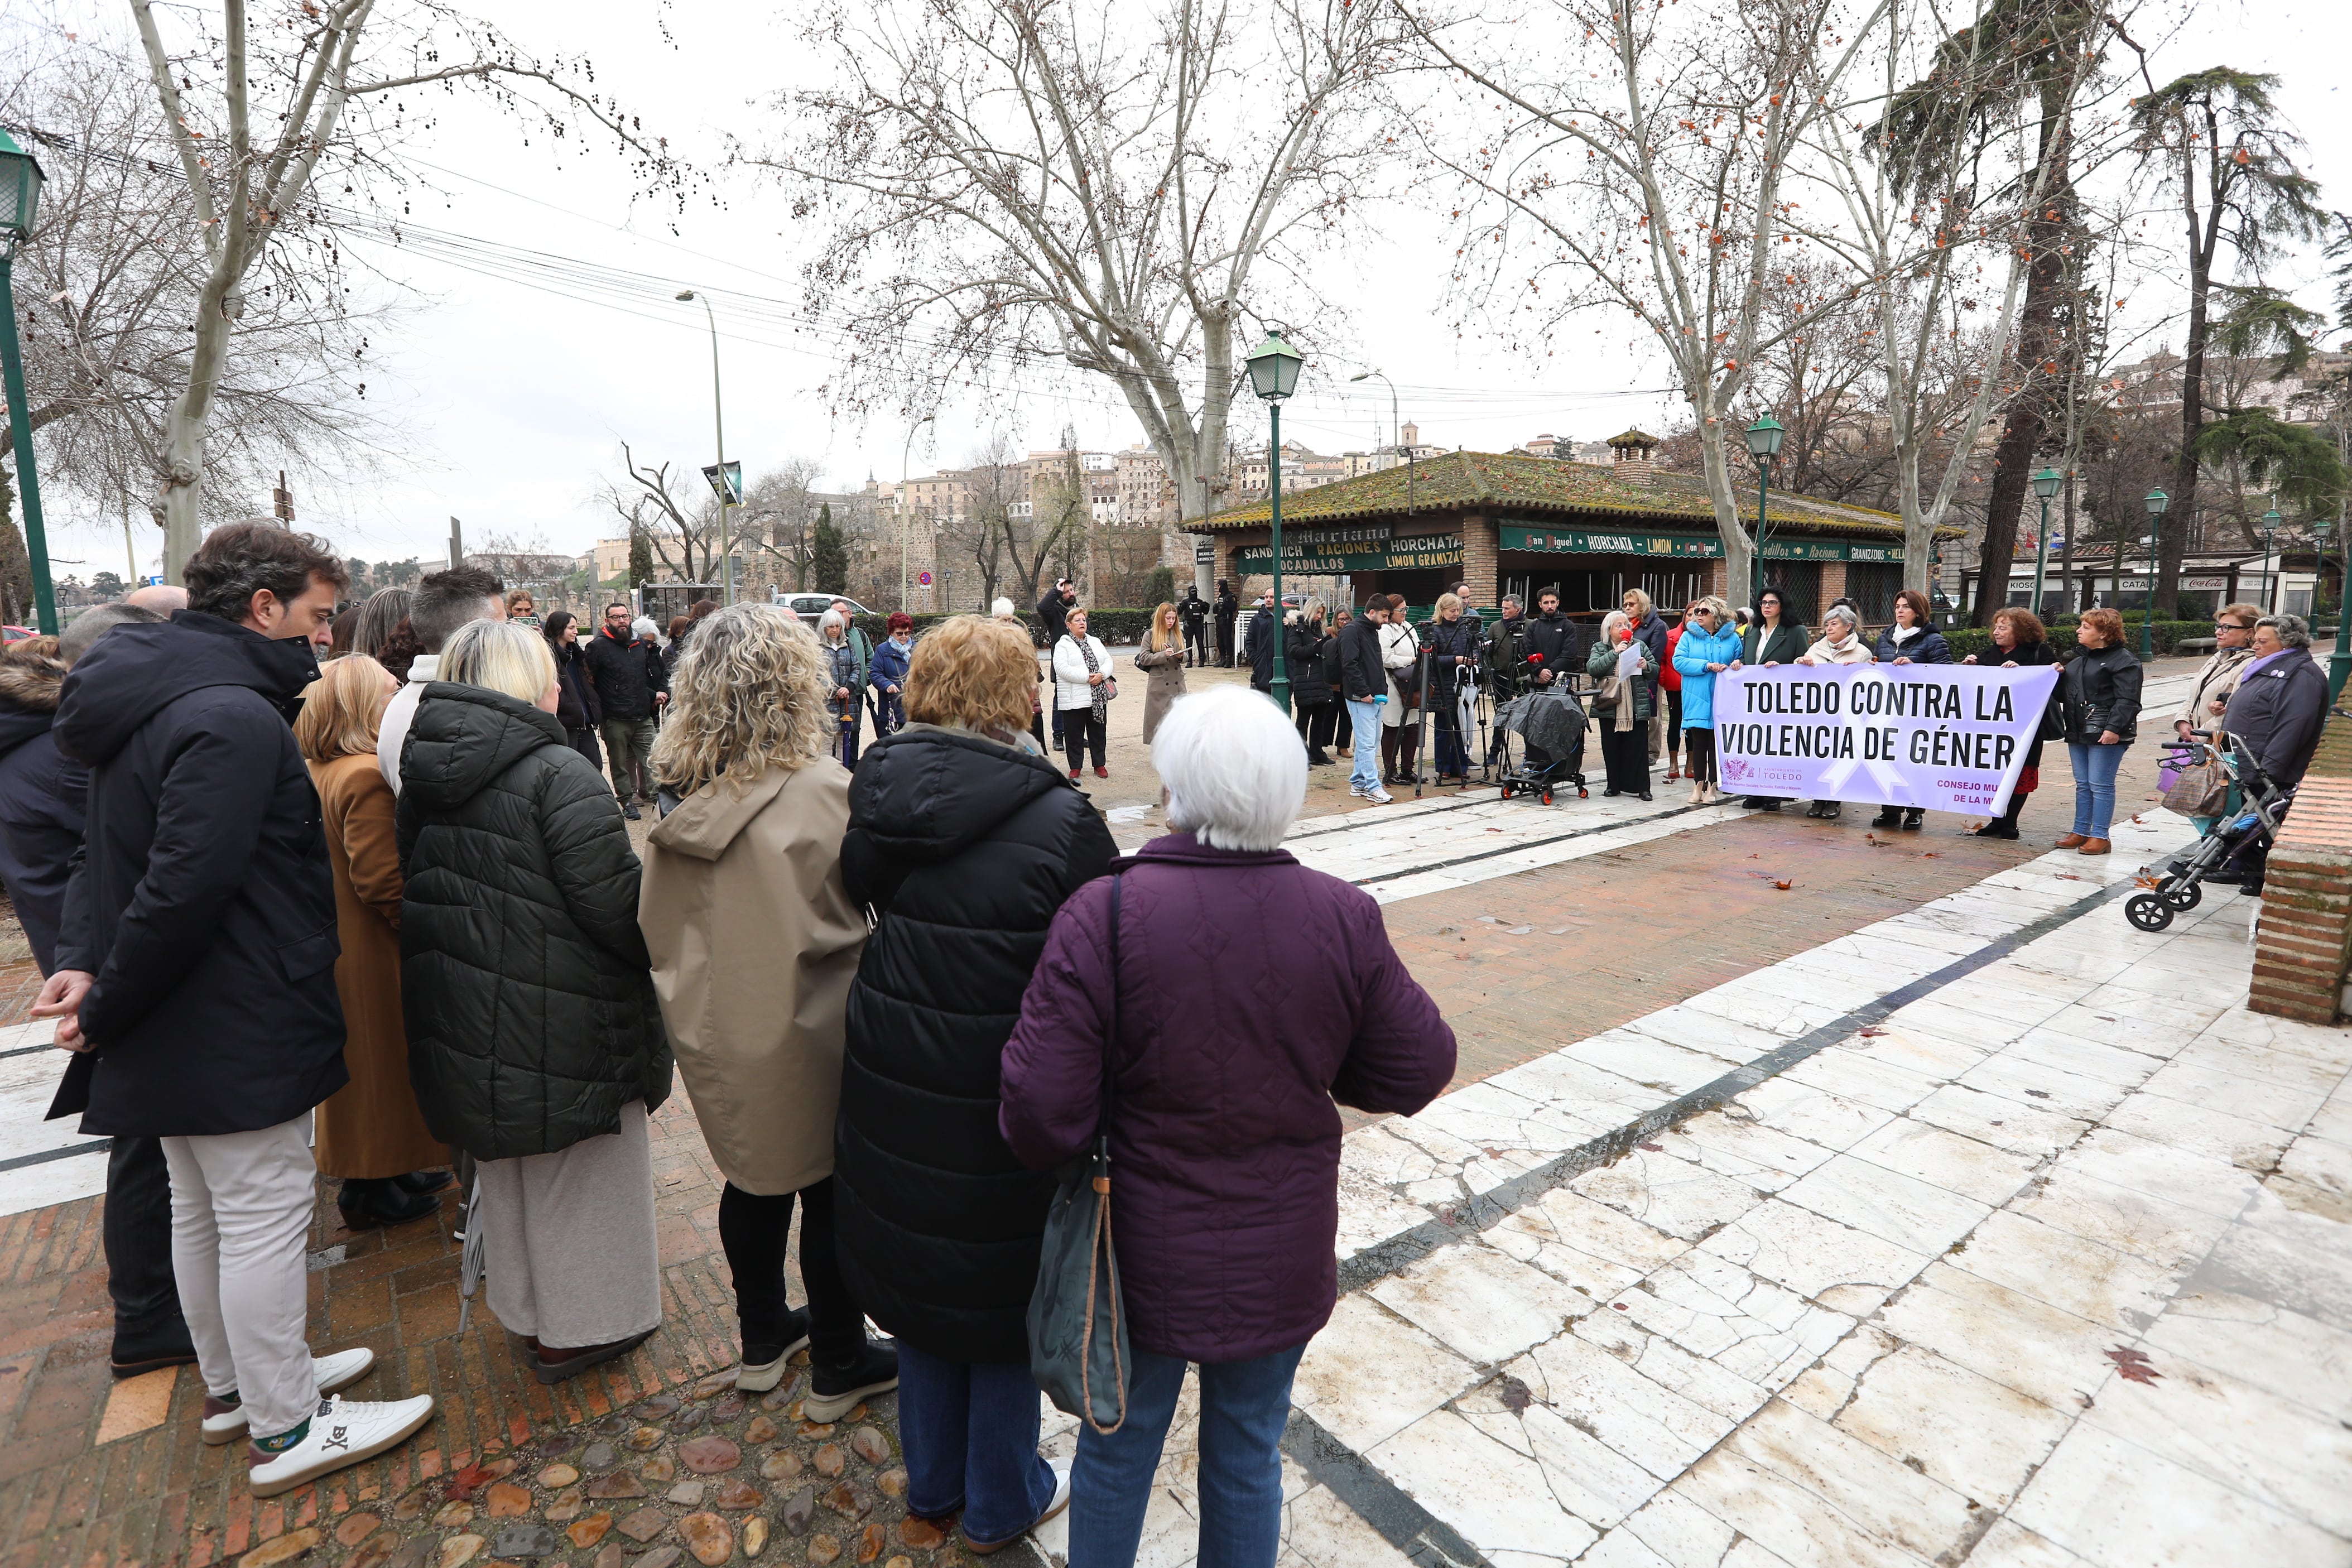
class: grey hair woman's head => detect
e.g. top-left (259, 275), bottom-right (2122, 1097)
top-left (1599, 609), bottom-right (1629, 643)
top-left (2257, 613), bottom-right (2312, 650)
top-left (1821, 605), bottom-right (1858, 636)
top-left (819, 609), bottom-right (848, 641)
top-left (1154, 686), bottom-right (1307, 853)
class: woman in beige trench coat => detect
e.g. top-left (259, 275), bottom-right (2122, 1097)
top-left (1134, 600), bottom-right (1189, 744)
top-left (639, 604), bottom-right (898, 1413)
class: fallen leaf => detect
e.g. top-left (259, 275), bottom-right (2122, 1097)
top-left (2023, 1089), bottom-right (2051, 1099)
top-left (1496, 1376), bottom-right (1533, 1413)
top-left (1772, 879), bottom-right (1792, 889)
top-left (2104, 1347), bottom-right (2162, 1384)
top-left (1637, 1141), bottom-right (1663, 1152)
top-left (1921, 852), bottom-right (1940, 858)
top-left (445, 1464), bottom-right (497, 1502)
top-left (1856, 1026), bottom-right (1887, 1037)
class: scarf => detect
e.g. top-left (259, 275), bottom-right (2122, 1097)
top-left (1888, 623), bottom-right (1923, 646)
top-left (1074, 634), bottom-right (1109, 722)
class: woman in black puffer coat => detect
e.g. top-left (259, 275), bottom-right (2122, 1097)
top-left (831, 614), bottom-right (1115, 1552)
top-left (1287, 605), bottom-right (1337, 764)
top-left (397, 619), bottom-right (670, 1387)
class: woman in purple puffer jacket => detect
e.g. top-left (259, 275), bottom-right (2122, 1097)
top-left (1000, 684), bottom-right (1456, 1568)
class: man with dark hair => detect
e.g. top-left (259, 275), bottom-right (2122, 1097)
top-left (1, 607), bottom-right (197, 1381)
top-left (377, 565), bottom-right (505, 798)
top-left (1035, 581), bottom-right (1074, 742)
top-left (1522, 586), bottom-right (1579, 688)
top-left (582, 599), bottom-right (669, 819)
top-left (1241, 586), bottom-right (1282, 694)
top-left (35, 520), bottom-right (432, 1496)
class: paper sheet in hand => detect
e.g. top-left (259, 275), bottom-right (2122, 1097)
top-left (1615, 645), bottom-right (1644, 679)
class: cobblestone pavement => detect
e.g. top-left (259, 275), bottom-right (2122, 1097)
top-left (6, 656), bottom-right (2327, 1568)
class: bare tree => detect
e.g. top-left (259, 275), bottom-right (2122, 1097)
top-left (0, 22), bottom-right (378, 537)
top-left (768, 0), bottom-right (1399, 559)
top-left (1404, 0), bottom-right (1900, 599)
top-left (740, 456), bottom-right (827, 592)
top-left (466, 531), bottom-right (575, 609)
top-left (599, 445), bottom-right (726, 587)
top-left (125, 0), bottom-right (680, 578)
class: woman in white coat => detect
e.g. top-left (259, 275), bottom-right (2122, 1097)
top-left (1052, 606), bottom-right (1117, 782)
top-left (1377, 593), bottom-right (1422, 784)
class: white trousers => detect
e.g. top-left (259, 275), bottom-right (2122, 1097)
top-left (160, 1117), bottom-right (319, 1440)
top-left (477, 1100), bottom-right (662, 1350)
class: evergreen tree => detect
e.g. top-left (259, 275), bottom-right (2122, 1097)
top-left (628, 524), bottom-right (655, 588)
top-left (812, 503), bottom-right (849, 595)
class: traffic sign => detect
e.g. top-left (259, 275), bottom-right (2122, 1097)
top-left (701, 460), bottom-right (743, 505)
top-left (918, 571), bottom-right (933, 586)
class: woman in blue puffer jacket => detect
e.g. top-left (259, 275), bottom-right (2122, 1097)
top-left (1671, 596), bottom-right (1745, 805)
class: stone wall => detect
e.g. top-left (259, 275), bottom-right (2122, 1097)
top-left (2250, 713), bottom-right (2352, 1022)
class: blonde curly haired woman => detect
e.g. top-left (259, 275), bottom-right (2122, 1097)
top-left (637, 604), bottom-right (898, 1412)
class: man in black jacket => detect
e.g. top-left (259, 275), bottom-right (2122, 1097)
top-left (1035, 581), bottom-right (1075, 743)
top-left (581, 600), bottom-right (670, 819)
top-left (1523, 587), bottom-right (1580, 689)
top-left (1339, 598), bottom-right (1394, 802)
top-left (1214, 580), bottom-right (1238, 666)
top-left (1179, 586), bottom-right (1210, 666)
top-left (3, 607), bottom-right (196, 1381)
top-left (36, 521), bottom-right (434, 1497)
top-left (1242, 588), bottom-right (1282, 692)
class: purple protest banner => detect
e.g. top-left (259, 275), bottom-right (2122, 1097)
top-left (1714, 662), bottom-right (2060, 815)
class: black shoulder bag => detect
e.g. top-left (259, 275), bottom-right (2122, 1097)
top-left (1027, 873), bottom-right (1132, 1434)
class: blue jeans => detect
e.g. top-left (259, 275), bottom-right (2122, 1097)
top-left (895, 1342), bottom-right (1055, 1547)
top-left (1067, 1345), bottom-right (1304, 1568)
top-left (2068, 740), bottom-right (2129, 838)
top-left (1347, 699), bottom-right (1382, 792)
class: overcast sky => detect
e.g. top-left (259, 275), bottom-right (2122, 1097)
top-left (34, 0), bottom-right (2352, 579)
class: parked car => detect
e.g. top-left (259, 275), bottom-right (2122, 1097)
top-left (2, 625), bottom-right (33, 643)
top-left (776, 593), bottom-right (871, 626)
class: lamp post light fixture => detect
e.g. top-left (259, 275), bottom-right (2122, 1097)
top-left (2031, 467), bottom-right (2063, 617)
top-left (0, 128), bottom-right (56, 635)
top-left (1247, 329), bottom-right (1304, 716)
top-left (1743, 413), bottom-right (1785, 609)
top-left (2140, 488), bottom-right (2169, 661)
top-left (676, 290), bottom-right (735, 604)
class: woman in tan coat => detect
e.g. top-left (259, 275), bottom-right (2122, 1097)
top-left (295, 656), bottom-right (450, 1229)
top-left (639, 604), bottom-right (897, 1408)
top-left (1134, 600), bottom-right (1189, 744)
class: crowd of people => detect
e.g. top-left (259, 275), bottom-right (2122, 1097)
top-left (0, 523), bottom-right (1453, 1566)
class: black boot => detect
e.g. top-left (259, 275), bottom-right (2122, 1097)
top-left (1870, 806), bottom-right (1903, 829)
top-left (803, 1340), bottom-right (900, 1423)
top-left (1901, 807), bottom-right (1925, 830)
top-left (337, 1177), bottom-right (440, 1230)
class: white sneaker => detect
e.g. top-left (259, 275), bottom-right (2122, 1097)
top-left (1349, 782), bottom-right (1368, 798)
top-left (201, 1348), bottom-right (377, 1444)
top-left (1366, 787), bottom-right (1394, 805)
top-left (247, 1393), bottom-right (436, 1497)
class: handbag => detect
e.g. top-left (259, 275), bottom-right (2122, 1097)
top-left (2163, 755), bottom-right (2228, 817)
top-left (1027, 873), bottom-right (1132, 1434)
top-left (1591, 674), bottom-right (1622, 713)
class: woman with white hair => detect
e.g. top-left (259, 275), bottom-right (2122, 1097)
top-left (638, 605), bottom-right (898, 1412)
top-left (1000, 685), bottom-right (1457, 1567)
top-left (398, 618), bottom-right (668, 1384)
top-left (819, 609), bottom-right (864, 768)
top-left (1795, 603), bottom-right (1873, 820)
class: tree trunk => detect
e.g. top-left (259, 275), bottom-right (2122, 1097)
top-left (2164, 244), bottom-right (2209, 621)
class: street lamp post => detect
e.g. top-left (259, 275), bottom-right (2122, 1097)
top-left (1349, 369), bottom-right (1399, 463)
top-left (2031, 467), bottom-right (2062, 617)
top-left (2322, 502), bottom-right (2352, 702)
top-left (2261, 506), bottom-right (2282, 617)
top-left (900, 414), bottom-right (935, 609)
top-left (675, 290), bottom-right (734, 604)
top-left (1743, 415), bottom-right (1785, 609)
top-left (1246, 330), bottom-right (1304, 716)
top-left (2140, 488), bottom-right (2168, 662)
top-left (0, 130), bottom-right (55, 635)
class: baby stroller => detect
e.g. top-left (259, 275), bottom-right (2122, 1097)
top-left (2125, 733), bottom-right (2290, 932)
top-left (1493, 683), bottom-right (1590, 805)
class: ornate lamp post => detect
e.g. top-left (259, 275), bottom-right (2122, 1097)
top-left (2030, 467), bottom-right (2062, 616)
top-left (2140, 488), bottom-right (2168, 661)
top-left (1743, 415), bottom-right (1784, 608)
top-left (0, 129), bottom-right (55, 634)
top-left (1246, 330), bottom-right (1303, 715)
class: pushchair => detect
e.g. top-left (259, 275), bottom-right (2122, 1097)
top-left (2125, 733), bottom-right (2290, 932)
top-left (1493, 684), bottom-right (1590, 805)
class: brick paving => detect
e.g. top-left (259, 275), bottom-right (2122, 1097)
top-left (0, 657), bottom-right (2207, 1568)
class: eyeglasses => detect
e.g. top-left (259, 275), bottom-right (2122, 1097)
top-left (2216, 622), bottom-right (2254, 631)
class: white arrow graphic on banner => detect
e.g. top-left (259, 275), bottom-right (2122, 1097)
top-left (1811, 666), bottom-right (1913, 805)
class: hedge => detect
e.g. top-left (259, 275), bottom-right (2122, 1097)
top-left (1937, 619), bottom-right (2211, 661)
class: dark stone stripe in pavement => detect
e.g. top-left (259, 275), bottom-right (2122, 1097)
top-left (0, 1140), bottom-right (109, 1175)
top-left (1336, 877), bottom-right (2131, 1298)
top-left (1281, 1407), bottom-right (1495, 1568)
top-left (1345, 799), bottom-right (1718, 887)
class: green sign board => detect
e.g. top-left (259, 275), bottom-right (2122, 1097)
top-left (1236, 526), bottom-right (1461, 573)
top-left (1498, 523), bottom-right (1901, 563)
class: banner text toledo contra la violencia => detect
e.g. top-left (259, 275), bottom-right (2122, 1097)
top-left (1714, 663), bottom-right (2060, 816)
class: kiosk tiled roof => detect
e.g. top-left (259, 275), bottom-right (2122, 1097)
top-left (1200, 449), bottom-right (1950, 539)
